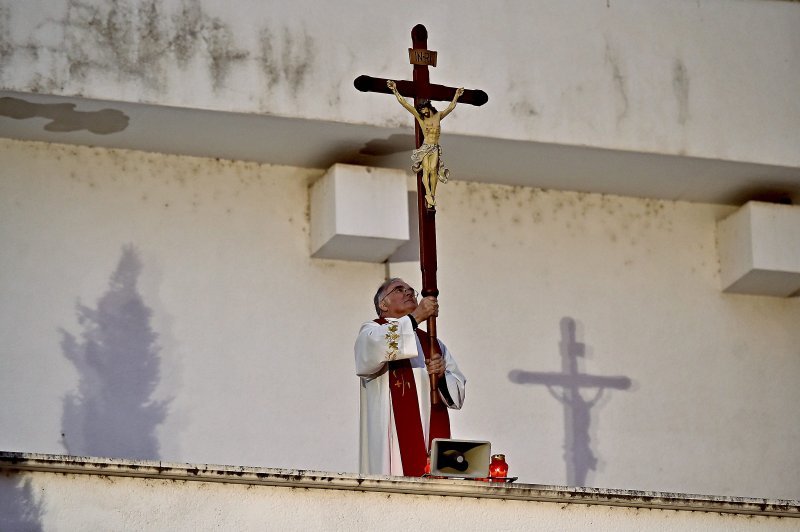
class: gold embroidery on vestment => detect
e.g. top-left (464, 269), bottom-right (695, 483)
top-left (385, 322), bottom-right (400, 360)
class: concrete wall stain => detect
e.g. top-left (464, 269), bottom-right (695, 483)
top-left (27, 73), bottom-right (58, 95)
top-left (172, 0), bottom-right (203, 65)
top-left (282, 28), bottom-right (316, 94)
top-left (511, 100), bottom-right (538, 118)
top-left (507, 79), bottom-right (539, 131)
top-left (2, 0), bottom-right (277, 94)
top-left (452, 180), bottom-right (677, 248)
top-left (257, 25), bottom-right (318, 95)
top-left (604, 40), bottom-right (629, 125)
top-left (205, 18), bottom-right (248, 90)
top-left (259, 27), bottom-right (280, 89)
top-left (0, 5), bottom-right (11, 70)
top-left (672, 58), bottom-right (690, 125)
top-left (64, 0), bottom-right (168, 90)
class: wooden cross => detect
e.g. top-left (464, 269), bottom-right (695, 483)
top-left (354, 24), bottom-right (487, 403)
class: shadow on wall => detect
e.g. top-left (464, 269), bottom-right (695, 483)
top-left (60, 245), bottom-right (170, 460)
top-left (0, 472), bottom-right (44, 532)
top-left (0, 96), bottom-right (130, 134)
top-left (509, 317), bottom-right (632, 487)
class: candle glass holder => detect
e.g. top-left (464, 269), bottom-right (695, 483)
top-left (489, 453), bottom-right (508, 482)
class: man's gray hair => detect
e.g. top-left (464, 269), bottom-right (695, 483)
top-left (373, 277), bottom-right (401, 317)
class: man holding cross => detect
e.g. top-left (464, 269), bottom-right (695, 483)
top-left (353, 24), bottom-right (482, 477)
top-left (355, 278), bottom-right (466, 476)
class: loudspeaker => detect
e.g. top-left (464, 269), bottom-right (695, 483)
top-left (430, 438), bottom-right (491, 478)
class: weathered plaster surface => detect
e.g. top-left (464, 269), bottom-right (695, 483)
top-left (2, 138), bottom-right (799, 500)
top-left (0, 0), bottom-right (316, 101)
top-left (0, 0), bottom-right (797, 167)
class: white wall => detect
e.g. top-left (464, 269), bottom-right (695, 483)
top-left (3, 464), bottom-right (797, 531)
top-left (0, 138), bottom-right (380, 472)
top-left (393, 181), bottom-right (800, 499)
top-left (2, 138), bottom-right (799, 500)
top-left (424, 183), bottom-right (800, 498)
top-left (1, 0), bottom-right (798, 167)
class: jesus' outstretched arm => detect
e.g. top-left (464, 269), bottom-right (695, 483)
top-left (387, 80), bottom-right (422, 123)
top-left (439, 87), bottom-right (465, 119)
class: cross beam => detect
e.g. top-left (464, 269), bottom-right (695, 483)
top-left (354, 24), bottom-right (487, 404)
top-left (354, 25), bottom-right (488, 107)
top-left (354, 76), bottom-right (488, 107)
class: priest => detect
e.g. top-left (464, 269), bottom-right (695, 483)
top-left (355, 277), bottom-right (466, 476)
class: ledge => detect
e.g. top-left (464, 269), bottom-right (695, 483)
top-left (2, 90), bottom-right (800, 206)
top-left (1, 452), bottom-right (797, 518)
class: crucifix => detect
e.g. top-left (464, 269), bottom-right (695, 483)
top-left (354, 24), bottom-right (487, 403)
top-left (509, 318), bottom-right (632, 485)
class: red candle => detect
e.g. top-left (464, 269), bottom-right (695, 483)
top-left (489, 454), bottom-right (508, 482)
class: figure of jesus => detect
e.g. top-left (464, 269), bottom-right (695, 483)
top-left (387, 80), bottom-right (464, 208)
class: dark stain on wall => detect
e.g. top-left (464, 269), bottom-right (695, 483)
top-left (63, 0), bottom-right (168, 89)
top-left (0, 96), bottom-right (129, 134)
top-left (206, 18), bottom-right (248, 90)
top-left (172, 0), bottom-right (202, 65)
top-left (507, 79), bottom-right (539, 123)
top-left (281, 28), bottom-right (315, 93)
top-left (604, 41), bottom-right (629, 124)
top-left (0, 473), bottom-right (44, 532)
top-left (60, 245), bottom-right (170, 460)
top-left (257, 26), bottom-right (317, 94)
top-left (0, 5), bottom-right (11, 69)
top-left (138, 0), bottom-right (169, 84)
top-left (4, 0), bottom-right (280, 93)
top-left (672, 59), bottom-right (690, 125)
top-left (511, 100), bottom-right (538, 118)
top-left (259, 28), bottom-right (280, 89)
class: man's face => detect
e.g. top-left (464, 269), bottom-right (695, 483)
top-left (380, 279), bottom-right (418, 318)
top-left (420, 107), bottom-right (432, 118)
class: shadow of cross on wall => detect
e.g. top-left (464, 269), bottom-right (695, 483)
top-left (509, 317), bottom-right (632, 487)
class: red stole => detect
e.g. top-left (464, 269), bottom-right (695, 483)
top-left (375, 318), bottom-right (451, 476)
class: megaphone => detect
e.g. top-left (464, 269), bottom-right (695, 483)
top-left (429, 438), bottom-right (491, 478)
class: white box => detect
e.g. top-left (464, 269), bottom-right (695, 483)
top-left (310, 164), bottom-right (409, 262)
top-left (717, 201), bottom-right (800, 297)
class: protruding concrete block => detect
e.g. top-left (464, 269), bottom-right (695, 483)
top-left (717, 201), bottom-right (800, 297)
top-left (310, 164), bottom-right (409, 262)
